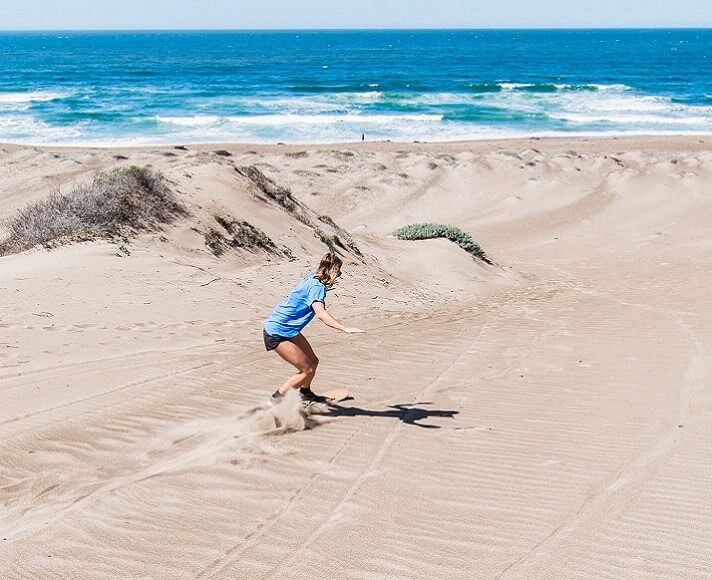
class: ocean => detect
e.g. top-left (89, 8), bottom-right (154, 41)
top-left (0, 29), bottom-right (710, 145)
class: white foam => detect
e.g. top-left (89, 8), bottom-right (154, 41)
top-left (395, 93), bottom-right (477, 105)
top-left (333, 91), bottom-right (383, 104)
top-left (577, 96), bottom-right (672, 113)
top-left (155, 113), bottom-right (442, 128)
top-left (497, 82), bottom-right (632, 92)
top-left (0, 91), bottom-right (71, 104)
top-left (555, 113), bottom-right (712, 126)
top-left (498, 83), bottom-right (526, 91)
top-left (155, 115), bottom-right (221, 127)
top-left (554, 83), bottom-right (632, 92)
top-left (2, 84), bottom-right (711, 146)
top-left (591, 84), bottom-right (632, 92)
top-left (0, 115), bottom-right (84, 141)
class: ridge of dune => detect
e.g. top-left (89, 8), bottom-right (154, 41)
top-left (1, 137), bottom-right (711, 579)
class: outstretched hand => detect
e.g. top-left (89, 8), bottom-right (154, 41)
top-left (344, 327), bottom-right (365, 334)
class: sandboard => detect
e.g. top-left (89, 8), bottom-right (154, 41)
top-left (320, 388), bottom-right (350, 403)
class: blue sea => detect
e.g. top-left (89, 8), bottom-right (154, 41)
top-left (0, 29), bottom-right (711, 145)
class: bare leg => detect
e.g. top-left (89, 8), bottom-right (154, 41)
top-left (274, 333), bottom-right (319, 395)
top-left (288, 334), bottom-right (319, 389)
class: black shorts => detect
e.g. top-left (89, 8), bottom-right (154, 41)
top-left (263, 329), bottom-right (289, 351)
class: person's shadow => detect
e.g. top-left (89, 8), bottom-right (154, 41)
top-left (309, 400), bottom-right (458, 429)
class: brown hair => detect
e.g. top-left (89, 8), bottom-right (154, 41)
top-left (314, 252), bottom-right (342, 288)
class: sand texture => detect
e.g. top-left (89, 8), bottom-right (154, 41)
top-left (1, 137), bottom-right (711, 578)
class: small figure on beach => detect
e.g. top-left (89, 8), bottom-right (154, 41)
top-left (361, 133), bottom-right (365, 141)
top-left (264, 252), bottom-right (364, 405)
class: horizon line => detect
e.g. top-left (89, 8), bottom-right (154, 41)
top-left (1, 26), bottom-right (712, 33)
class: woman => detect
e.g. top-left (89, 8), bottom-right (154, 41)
top-left (264, 252), bottom-right (364, 405)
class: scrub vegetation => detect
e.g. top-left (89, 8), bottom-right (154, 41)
top-left (237, 165), bottom-right (363, 257)
top-left (236, 165), bottom-right (302, 218)
top-left (393, 223), bottom-right (491, 264)
top-left (207, 213), bottom-right (279, 256)
top-left (0, 166), bottom-right (185, 255)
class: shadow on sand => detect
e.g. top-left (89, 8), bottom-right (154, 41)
top-left (309, 400), bottom-right (459, 429)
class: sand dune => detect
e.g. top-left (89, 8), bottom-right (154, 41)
top-left (1, 137), bottom-right (711, 578)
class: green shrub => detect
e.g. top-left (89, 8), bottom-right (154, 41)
top-left (0, 166), bottom-right (185, 256)
top-left (393, 223), bottom-right (491, 263)
top-left (321, 233), bottom-right (335, 247)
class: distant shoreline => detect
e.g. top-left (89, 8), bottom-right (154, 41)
top-left (3, 134), bottom-right (710, 154)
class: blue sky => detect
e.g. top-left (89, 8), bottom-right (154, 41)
top-left (2, 0), bottom-right (711, 30)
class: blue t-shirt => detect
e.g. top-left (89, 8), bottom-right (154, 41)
top-left (264, 273), bottom-right (327, 338)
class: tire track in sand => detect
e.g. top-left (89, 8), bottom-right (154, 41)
top-left (496, 272), bottom-right (712, 578)
top-left (193, 309), bottom-right (483, 578)
top-left (260, 314), bottom-right (496, 580)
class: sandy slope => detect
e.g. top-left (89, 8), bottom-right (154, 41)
top-left (1, 137), bottom-right (711, 578)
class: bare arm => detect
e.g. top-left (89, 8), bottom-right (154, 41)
top-left (312, 302), bottom-right (364, 333)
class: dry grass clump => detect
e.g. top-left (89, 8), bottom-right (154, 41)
top-left (204, 229), bottom-right (228, 256)
top-left (317, 230), bottom-right (341, 251)
top-left (235, 165), bottom-right (300, 215)
top-left (315, 226), bottom-right (362, 257)
top-left (236, 165), bottom-right (362, 257)
top-left (318, 214), bottom-right (338, 228)
top-left (207, 214), bottom-right (279, 256)
top-left (0, 166), bottom-right (185, 255)
top-left (394, 223), bottom-right (491, 264)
